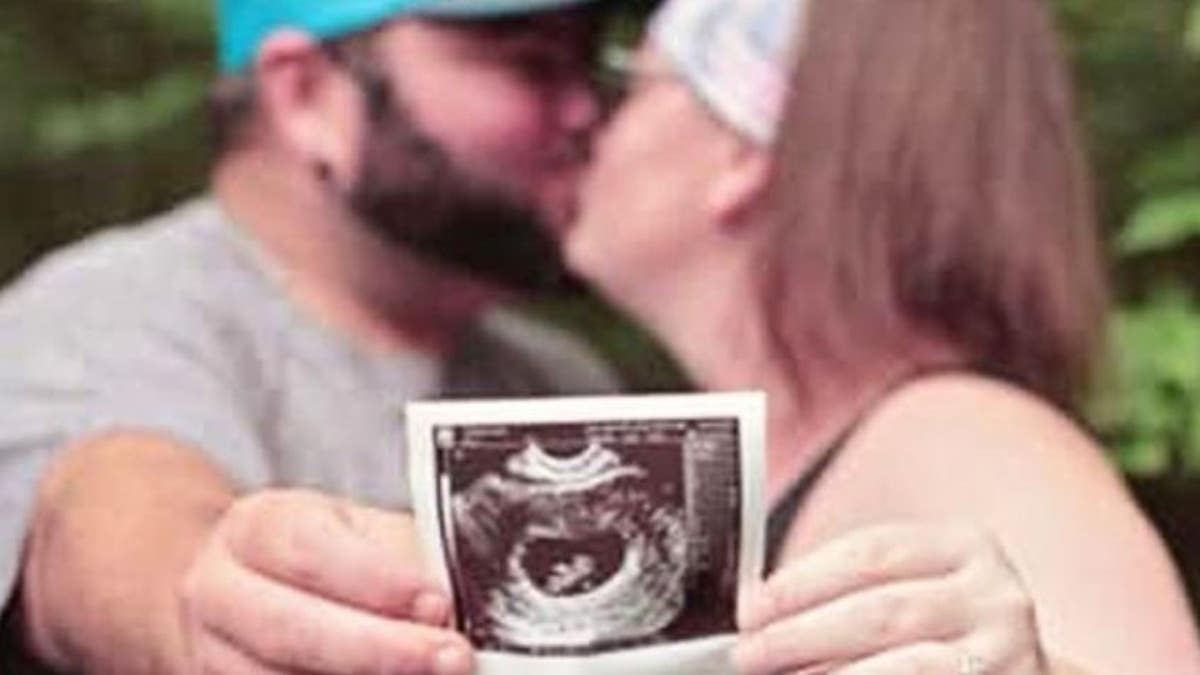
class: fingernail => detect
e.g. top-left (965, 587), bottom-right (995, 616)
top-left (433, 645), bottom-right (472, 675)
top-left (412, 591), bottom-right (451, 625)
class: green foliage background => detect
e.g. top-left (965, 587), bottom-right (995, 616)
top-left (1073, 0), bottom-right (1200, 478)
top-left (4, 0), bottom-right (1200, 480)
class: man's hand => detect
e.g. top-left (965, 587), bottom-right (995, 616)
top-left (19, 432), bottom-right (473, 674)
top-left (181, 489), bottom-right (474, 675)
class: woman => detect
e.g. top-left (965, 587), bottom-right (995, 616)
top-left (565, 0), bottom-right (1200, 672)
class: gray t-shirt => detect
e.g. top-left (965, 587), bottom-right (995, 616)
top-left (0, 197), bottom-right (620, 606)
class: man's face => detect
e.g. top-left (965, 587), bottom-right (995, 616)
top-left (340, 9), bottom-right (604, 289)
top-left (374, 11), bottom-right (603, 231)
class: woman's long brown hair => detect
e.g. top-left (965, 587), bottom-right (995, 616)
top-left (761, 0), bottom-right (1107, 410)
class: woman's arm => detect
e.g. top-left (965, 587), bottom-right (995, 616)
top-left (751, 374), bottom-right (1198, 675)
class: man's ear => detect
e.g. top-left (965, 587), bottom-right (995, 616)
top-left (254, 30), bottom-right (359, 182)
top-left (706, 143), bottom-right (772, 232)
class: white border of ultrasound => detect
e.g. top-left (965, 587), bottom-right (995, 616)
top-left (406, 391), bottom-right (766, 675)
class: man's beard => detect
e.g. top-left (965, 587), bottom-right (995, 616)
top-left (343, 79), bottom-right (574, 294)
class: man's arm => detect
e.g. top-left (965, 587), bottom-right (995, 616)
top-left (21, 432), bottom-right (229, 671)
top-left (18, 431), bottom-right (472, 674)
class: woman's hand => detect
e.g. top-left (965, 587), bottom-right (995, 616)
top-left (733, 523), bottom-right (1049, 675)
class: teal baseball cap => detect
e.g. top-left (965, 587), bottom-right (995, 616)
top-left (218, 0), bottom-right (599, 73)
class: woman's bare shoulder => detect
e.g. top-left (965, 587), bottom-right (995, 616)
top-left (786, 372), bottom-right (1123, 551)
top-left (845, 373), bottom-right (1117, 500)
top-left (807, 372), bottom-right (1146, 548)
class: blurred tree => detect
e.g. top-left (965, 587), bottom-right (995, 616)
top-left (1074, 0), bottom-right (1200, 478)
top-left (0, 0), bottom-right (211, 281)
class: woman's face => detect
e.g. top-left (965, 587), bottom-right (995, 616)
top-left (563, 46), bottom-right (747, 315)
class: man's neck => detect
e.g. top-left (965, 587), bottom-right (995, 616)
top-left (211, 152), bottom-right (500, 356)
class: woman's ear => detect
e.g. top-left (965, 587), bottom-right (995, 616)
top-left (707, 143), bottom-right (773, 232)
top-left (254, 30), bottom-right (359, 183)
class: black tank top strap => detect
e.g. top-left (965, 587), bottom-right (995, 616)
top-left (764, 425), bottom-right (853, 571)
top-left (763, 366), bottom-right (965, 573)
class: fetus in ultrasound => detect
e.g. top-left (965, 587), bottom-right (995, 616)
top-left (434, 419), bottom-right (742, 655)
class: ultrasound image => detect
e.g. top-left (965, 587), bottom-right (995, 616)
top-left (433, 418), bottom-right (742, 655)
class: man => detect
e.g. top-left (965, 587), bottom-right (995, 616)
top-left (0, 0), bottom-right (617, 671)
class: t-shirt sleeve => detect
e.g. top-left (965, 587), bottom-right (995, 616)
top-left (0, 264), bottom-right (269, 608)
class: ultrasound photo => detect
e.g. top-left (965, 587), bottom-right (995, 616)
top-left (408, 393), bottom-right (764, 673)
